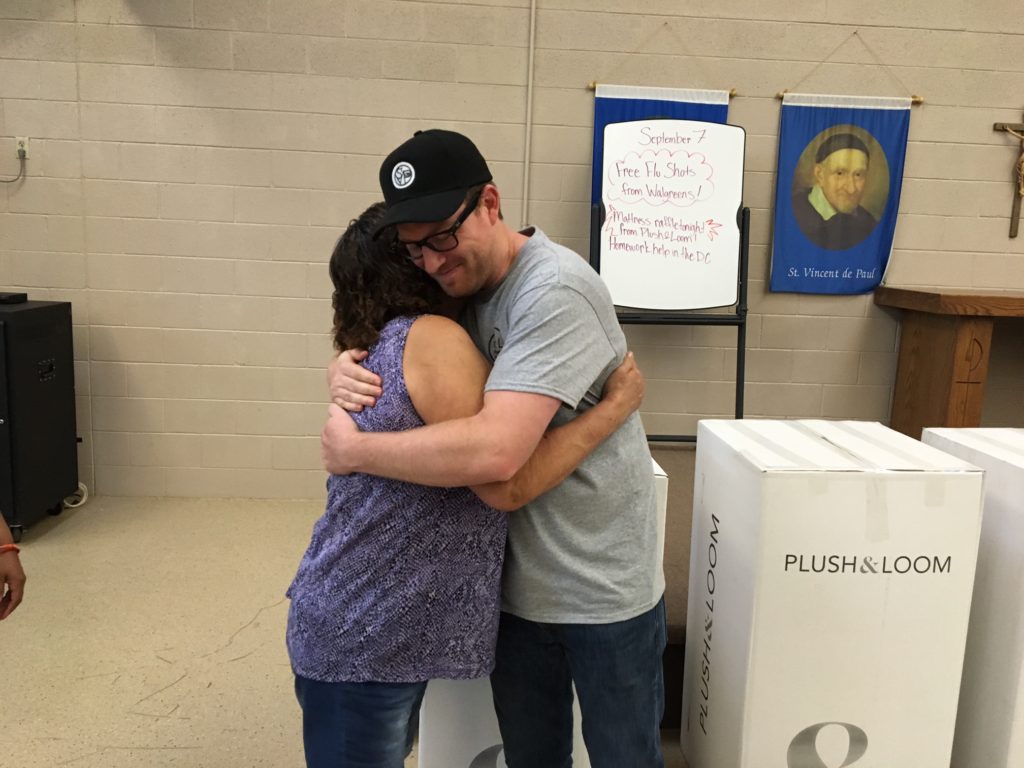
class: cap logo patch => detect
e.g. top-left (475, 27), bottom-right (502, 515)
top-left (392, 162), bottom-right (415, 189)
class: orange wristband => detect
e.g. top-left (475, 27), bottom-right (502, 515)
top-left (0, 543), bottom-right (19, 555)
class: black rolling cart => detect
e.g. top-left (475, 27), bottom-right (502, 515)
top-left (0, 299), bottom-right (79, 542)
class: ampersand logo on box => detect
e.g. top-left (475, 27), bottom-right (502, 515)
top-left (468, 744), bottom-right (504, 767)
top-left (787, 721), bottom-right (868, 768)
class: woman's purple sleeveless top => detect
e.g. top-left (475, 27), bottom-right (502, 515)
top-left (286, 316), bottom-right (507, 682)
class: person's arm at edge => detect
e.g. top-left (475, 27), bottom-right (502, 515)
top-left (402, 315), bottom-right (641, 511)
top-left (0, 517), bottom-right (25, 620)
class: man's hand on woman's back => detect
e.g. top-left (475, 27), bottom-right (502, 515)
top-left (328, 349), bottom-right (383, 412)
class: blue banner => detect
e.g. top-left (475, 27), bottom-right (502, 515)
top-left (592, 85), bottom-right (729, 204)
top-left (769, 94), bottom-right (911, 294)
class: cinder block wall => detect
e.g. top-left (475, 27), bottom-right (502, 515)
top-left (2, 1), bottom-right (1023, 620)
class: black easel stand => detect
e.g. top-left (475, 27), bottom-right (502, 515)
top-left (590, 205), bottom-right (750, 444)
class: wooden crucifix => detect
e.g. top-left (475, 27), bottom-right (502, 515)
top-left (994, 111), bottom-right (1024, 238)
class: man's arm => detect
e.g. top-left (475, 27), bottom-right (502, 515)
top-left (471, 352), bottom-right (642, 511)
top-left (321, 381), bottom-right (560, 488)
top-left (401, 315), bottom-right (641, 509)
top-left (321, 315), bottom-right (641, 493)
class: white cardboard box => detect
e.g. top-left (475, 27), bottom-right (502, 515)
top-left (922, 428), bottom-right (1024, 768)
top-left (418, 458), bottom-right (668, 768)
top-left (681, 420), bottom-right (984, 768)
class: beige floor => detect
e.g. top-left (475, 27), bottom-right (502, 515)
top-left (5, 496), bottom-right (686, 768)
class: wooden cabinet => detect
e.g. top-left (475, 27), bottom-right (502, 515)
top-left (874, 287), bottom-right (1024, 438)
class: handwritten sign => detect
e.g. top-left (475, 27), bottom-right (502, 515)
top-left (599, 119), bottom-right (745, 310)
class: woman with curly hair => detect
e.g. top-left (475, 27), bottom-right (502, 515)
top-left (286, 202), bottom-right (644, 768)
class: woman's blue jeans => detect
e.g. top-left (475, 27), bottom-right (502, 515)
top-left (294, 675), bottom-right (427, 768)
top-left (490, 596), bottom-right (667, 768)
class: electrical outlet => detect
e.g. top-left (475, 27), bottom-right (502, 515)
top-left (15, 137), bottom-right (29, 159)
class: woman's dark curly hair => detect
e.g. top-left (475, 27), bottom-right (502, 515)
top-left (329, 202), bottom-right (446, 351)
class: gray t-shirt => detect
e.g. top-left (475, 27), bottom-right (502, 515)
top-left (464, 228), bottom-right (664, 623)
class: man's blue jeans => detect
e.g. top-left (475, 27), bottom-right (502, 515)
top-left (490, 596), bottom-right (667, 768)
top-left (294, 674), bottom-right (426, 768)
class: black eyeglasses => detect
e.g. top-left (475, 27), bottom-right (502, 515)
top-left (396, 191), bottom-right (482, 262)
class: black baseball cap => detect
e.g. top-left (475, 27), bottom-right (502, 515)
top-left (373, 129), bottom-right (493, 237)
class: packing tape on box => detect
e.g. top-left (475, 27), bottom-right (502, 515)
top-left (953, 427), bottom-right (1024, 461)
top-left (793, 421), bottom-right (880, 470)
top-left (866, 476), bottom-right (890, 542)
top-left (925, 475), bottom-right (946, 507)
top-left (730, 421), bottom-right (831, 469)
top-left (981, 427), bottom-right (1024, 453)
top-left (808, 474), bottom-right (829, 496)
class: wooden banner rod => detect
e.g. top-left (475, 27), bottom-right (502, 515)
top-left (588, 83), bottom-right (737, 98)
top-left (775, 90), bottom-right (923, 104)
